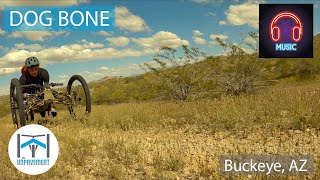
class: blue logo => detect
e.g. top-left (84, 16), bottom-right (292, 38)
top-left (8, 125), bottom-right (59, 175)
top-left (4, 6), bottom-right (115, 31)
top-left (16, 134), bottom-right (50, 166)
top-left (17, 134), bottom-right (49, 158)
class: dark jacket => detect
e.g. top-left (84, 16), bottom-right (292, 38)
top-left (19, 68), bottom-right (49, 93)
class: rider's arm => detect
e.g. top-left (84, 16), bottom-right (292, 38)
top-left (19, 74), bottom-right (27, 93)
top-left (19, 74), bottom-right (27, 85)
top-left (40, 68), bottom-right (50, 88)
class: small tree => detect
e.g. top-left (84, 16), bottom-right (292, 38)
top-left (214, 32), bottom-right (266, 95)
top-left (140, 45), bottom-right (206, 100)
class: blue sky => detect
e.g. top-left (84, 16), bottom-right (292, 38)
top-left (0, 0), bottom-right (319, 95)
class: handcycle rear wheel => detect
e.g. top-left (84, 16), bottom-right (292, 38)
top-left (10, 78), bottom-right (26, 128)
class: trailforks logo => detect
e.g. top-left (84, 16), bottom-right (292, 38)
top-left (8, 124), bottom-right (59, 175)
top-left (259, 4), bottom-right (313, 58)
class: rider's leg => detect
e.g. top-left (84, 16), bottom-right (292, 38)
top-left (51, 106), bottom-right (58, 117)
top-left (40, 111), bottom-right (45, 118)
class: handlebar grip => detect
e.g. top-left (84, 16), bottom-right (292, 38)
top-left (50, 83), bottom-right (64, 87)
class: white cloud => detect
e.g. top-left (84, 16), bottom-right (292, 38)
top-left (79, 64), bottom-right (144, 83)
top-left (81, 39), bottom-right (87, 43)
top-left (244, 36), bottom-right (257, 44)
top-left (219, 0), bottom-right (265, 29)
top-left (0, 28), bottom-right (5, 35)
top-left (210, 34), bottom-right (229, 40)
top-left (0, 31), bottom-right (186, 76)
top-left (9, 31), bottom-right (69, 42)
top-left (95, 31), bottom-right (113, 36)
top-left (58, 75), bottom-right (69, 79)
top-left (131, 31), bottom-right (189, 48)
top-left (107, 36), bottom-right (130, 47)
top-left (245, 0), bottom-right (264, 4)
top-left (219, 21), bottom-right (227, 25)
top-left (63, 41), bottom-right (104, 51)
top-left (193, 37), bottom-right (207, 44)
top-left (0, 45), bottom-right (159, 75)
top-left (98, 66), bottom-right (110, 71)
top-left (192, 0), bottom-right (223, 3)
top-left (116, 6), bottom-right (151, 32)
top-left (192, 30), bottom-right (204, 36)
top-left (209, 34), bottom-right (229, 46)
top-left (192, 0), bottom-right (210, 3)
top-left (243, 47), bottom-right (255, 54)
top-left (14, 43), bottom-right (43, 51)
top-left (0, 0), bottom-right (89, 10)
top-left (57, 74), bottom-right (70, 84)
top-left (0, 49), bottom-right (34, 67)
top-left (0, 46), bottom-right (9, 52)
top-left (192, 30), bottom-right (206, 44)
top-left (206, 12), bottom-right (217, 17)
top-left (40, 46), bottom-right (143, 63)
top-left (0, 67), bottom-right (21, 75)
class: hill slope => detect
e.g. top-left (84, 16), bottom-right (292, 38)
top-left (1, 83), bottom-right (320, 178)
top-left (0, 34), bottom-right (319, 117)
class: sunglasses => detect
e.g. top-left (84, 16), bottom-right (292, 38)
top-left (27, 65), bottom-right (39, 69)
top-left (27, 66), bottom-right (39, 73)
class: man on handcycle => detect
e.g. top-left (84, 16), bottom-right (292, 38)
top-left (19, 56), bottom-right (57, 119)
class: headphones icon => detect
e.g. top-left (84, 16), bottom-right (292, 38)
top-left (270, 11), bottom-right (303, 42)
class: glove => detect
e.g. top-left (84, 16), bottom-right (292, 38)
top-left (43, 82), bottom-right (50, 89)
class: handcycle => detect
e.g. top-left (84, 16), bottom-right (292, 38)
top-left (10, 75), bottom-right (91, 128)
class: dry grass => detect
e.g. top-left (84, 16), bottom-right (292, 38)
top-left (0, 83), bottom-right (320, 179)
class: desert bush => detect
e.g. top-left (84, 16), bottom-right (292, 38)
top-left (141, 45), bottom-right (206, 100)
top-left (214, 32), bottom-right (267, 95)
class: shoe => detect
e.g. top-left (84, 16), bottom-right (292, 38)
top-left (51, 108), bottom-right (58, 117)
top-left (40, 111), bottom-right (46, 118)
top-left (31, 113), bottom-right (34, 121)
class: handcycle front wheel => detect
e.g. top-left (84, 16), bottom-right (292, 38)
top-left (10, 78), bottom-right (26, 128)
top-left (66, 75), bottom-right (91, 119)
